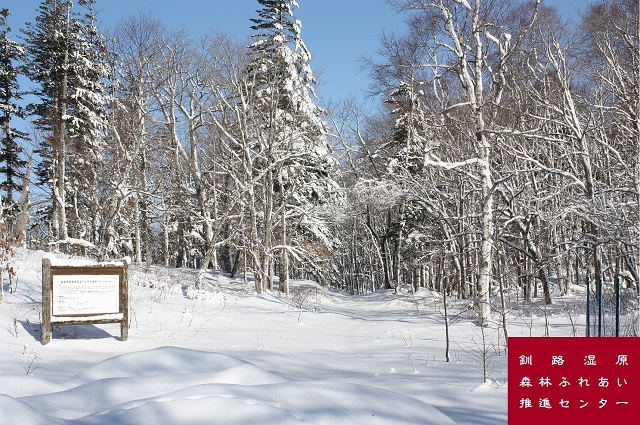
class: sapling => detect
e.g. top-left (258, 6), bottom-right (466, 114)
top-left (434, 285), bottom-right (472, 363)
top-left (522, 317), bottom-right (534, 337)
top-left (479, 324), bottom-right (494, 383)
top-left (456, 325), bottom-right (498, 383)
top-left (24, 349), bottom-right (41, 375)
top-left (542, 304), bottom-right (550, 336)
top-left (565, 304), bottom-right (578, 336)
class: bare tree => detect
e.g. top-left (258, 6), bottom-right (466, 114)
top-left (373, 0), bottom-right (541, 324)
top-left (112, 13), bottom-right (164, 265)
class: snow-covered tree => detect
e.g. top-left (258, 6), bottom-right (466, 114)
top-left (149, 28), bottom-right (205, 270)
top-left (383, 81), bottom-right (437, 289)
top-left (0, 9), bottom-right (28, 220)
top-left (580, 0), bottom-right (639, 287)
top-left (66, 0), bottom-right (110, 241)
top-left (246, 0), bottom-right (337, 293)
top-left (417, 0), bottom-right (539, 325)
top-left (22, 0), bottom-right (109, 247)
top-left (110, 13), bottom-right (165, 265)
top-left (499, 0), bottom-right (640, 312)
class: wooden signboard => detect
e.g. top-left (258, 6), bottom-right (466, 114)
top-left (41, 255), bottom-right (130, 345)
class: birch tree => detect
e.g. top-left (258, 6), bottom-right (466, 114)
top-left (152, 30), bottom-right (241, 284)
top-left (111, 13), bottom-right (164, 265)
top-left (385, 0), bottom-right (540, 323)
top-left (499, 1), bottom-right (638, 310)
top-left (581, 0), bottom-right (639, 285)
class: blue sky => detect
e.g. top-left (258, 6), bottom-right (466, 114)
top-left (6, 0), bottom-right (589, 103)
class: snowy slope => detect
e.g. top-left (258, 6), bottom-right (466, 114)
top-left (0, 249), bottom-right (583, 424)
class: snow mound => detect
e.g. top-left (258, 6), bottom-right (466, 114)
top-left (0, 375), bottom-right (67, 397)
top-left (21, 366), bottom-right (286, 420)
top-left (76, 381), bottom-right (457, 425)
top-left (472, 379), bottom-right (502, 392)
top-left (66, 346), bottom-right (246, 385)
top-left (0, 395), bottom-right (64, 425)
top-left (13, 347), bottom-right (457, 425)
top-left (185, 289), bottom-right (226, 302)
top-left (78, 393), bottom-right (306, 425)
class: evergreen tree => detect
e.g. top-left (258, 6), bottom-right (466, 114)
top-left (248, 0), bottom-right (316, 112)
top-left (385, 81), bottom-right (433, 175)
top-left (247, 0), bottom-right (337, 293)
top-left (22, 0), bottom-right (109, 243)
top-left (0, 9), bottom-right (27, 218)
top-left (65, 0), bottom-right (110, 242)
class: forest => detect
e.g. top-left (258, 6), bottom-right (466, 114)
top-left (0, 0), bottom-right (638, 327)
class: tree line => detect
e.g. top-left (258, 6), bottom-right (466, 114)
top-left (0, 0), bottom-right (638, 325)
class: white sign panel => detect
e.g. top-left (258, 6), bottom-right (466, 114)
top-left (52, 274), bottom-right (120, 316)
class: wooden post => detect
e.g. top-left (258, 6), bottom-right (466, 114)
top-left (41, 256), bottom-right (52, 345)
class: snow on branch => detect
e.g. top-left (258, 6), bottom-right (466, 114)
top-left (422, 153), bottom-right (486, 170)
top-left (48, 238), bottom-right (97, 250)
top-left (513, 151), bottom-right (587, 191)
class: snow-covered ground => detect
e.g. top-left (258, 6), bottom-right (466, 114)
top-left (1, 249), bottom-right (586, 424)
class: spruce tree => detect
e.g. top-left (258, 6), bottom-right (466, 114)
top-left (65, 0), bottom-right (110, 241)
top-left (0, 9), bottom-right (27, 218)
top-left (22, 0), bottom-right (109, 243)
top-left (248, 0), bottom-right (337, 293)
top-left (382, 82), bottom-right (435, 289)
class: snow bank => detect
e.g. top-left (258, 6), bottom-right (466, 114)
top-left (67, 347), bottom-right (251, 384)
top-left (10, 347), bottom-right (456, 425)
top-left (0, 395), bottom-right (64, 425)
top-left (0, 376), bottom-right (66, 398)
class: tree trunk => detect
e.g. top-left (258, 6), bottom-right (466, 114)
top-left (14, 158), bottom-right (31, 247)
top-left (55, 3), bottom-right (71, 243)
top-left (443, 284), bottom-right (450, 362)
top-left (393, 201), bottom-right (406, 290)
top-left (279, 195), bottom-right (289, 294)
top-left (477, 133), bottom-right (494, 326)
top-left (134, 195), bottom-right (142, 263)
top-left (163, 213), bottom-right (170, 267)
top-left (497, 251), bottom-right (509, 349)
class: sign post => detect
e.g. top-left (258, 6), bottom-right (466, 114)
top-left (41, 254), bottom-right (130, 345)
